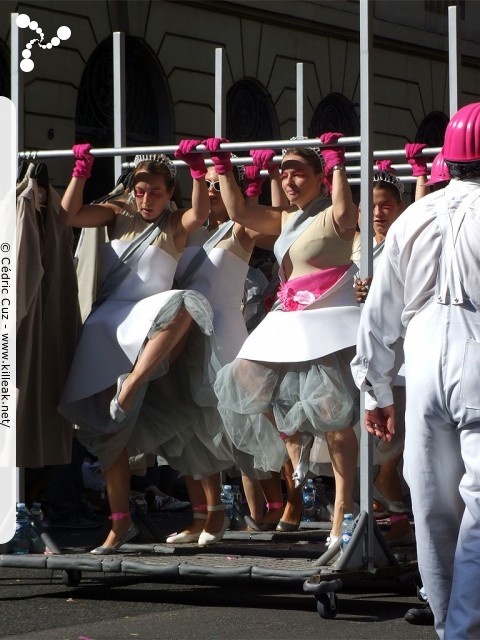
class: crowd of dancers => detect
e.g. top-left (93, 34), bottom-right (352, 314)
top-left (56, 102), bottom-right (480, 640)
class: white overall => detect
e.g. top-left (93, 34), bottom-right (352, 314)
top-left (352, 180), bottom-right (480, 638)
top-left (403, 192), bottom-right (480, 639)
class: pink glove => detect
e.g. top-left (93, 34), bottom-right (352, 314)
top-left (174, 139), bottom-right (207, 180)
top-left (72, 143), bottom-right (94, 179)
top-left (250, 149), bottom-right (278, 176)
top-left (245, 165), bottom-right (266, 197)
top-left (318, 132), bottom-right (346, 175)
top-left (202, 137), bottom-right (232, 174)
top-left (404, 142), bottom-right (428, 177)
top-left (376, 159), bottom-right (393, 173)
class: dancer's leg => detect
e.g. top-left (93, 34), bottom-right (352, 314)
top-left (326, 426), bottom-right (358, 537)
top-left (118, 307), bottom-right (193, 414)
top-left (280, 460), bottom-right (303, 525)
top-left (99, 449), bottom-right (132, 547)
top-left (259, 473), bottom-right (284, 525)
top-left (242, 474), bottom-right (265, 522)
top-left (200, 473), bottom-right (225, 534)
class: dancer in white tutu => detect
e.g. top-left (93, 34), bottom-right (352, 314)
top-left (210, 134), bottom-right (361, 539)
top-left (59, 142), bottom-right (234, 553)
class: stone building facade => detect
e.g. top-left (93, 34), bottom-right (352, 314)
top-left (1, 0), bottom-right (479, 198)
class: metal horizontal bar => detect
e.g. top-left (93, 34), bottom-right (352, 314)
top-left (19, 142), bottom-right (442, 163)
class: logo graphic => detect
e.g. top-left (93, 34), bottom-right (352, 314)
top-left (16, 14), bottom-right (71, 72)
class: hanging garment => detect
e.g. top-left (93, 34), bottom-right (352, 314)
top-left (16, 177), bottom-right (81, 467)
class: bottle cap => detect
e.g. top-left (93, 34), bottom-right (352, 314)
top-left (223, 485), bottom-right (232, 491)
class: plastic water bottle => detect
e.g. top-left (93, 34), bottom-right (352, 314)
top-left (229, 484), bottom-right (242, 530)
top-left (341, 513), bottom-right (355, 551)
top-left (220, 484), bottom-right (235, 525)
top-left (12, 503), bottom-right (31, 554)
top-left (29, 503), bottom-right (46, 553)
top-left (302, 479), bottom-right (316, 522)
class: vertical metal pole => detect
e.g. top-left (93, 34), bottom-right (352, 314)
top-left (296, 63), bottom-right (304, 137)
top-left (214, 48), bottom-right (226, 137)
top-left (359, 0), bottom-right (374, 571)
top-left (113, 32), bottom-right (126, 179)
top-left (11, 13), bottom-right (24, 154)
top-left (448, 6), bottom-right (459, 116)
top-left (11, 13), bottom-right (24, 504)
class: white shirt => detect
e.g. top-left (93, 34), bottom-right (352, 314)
top-left (351, 177), bottom-right (480, 409)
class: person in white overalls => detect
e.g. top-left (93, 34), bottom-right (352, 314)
top-left (351, 102), bottom-right (480, 639)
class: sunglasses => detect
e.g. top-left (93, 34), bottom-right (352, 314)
top-left (206, 180), bottom-right (221, 192)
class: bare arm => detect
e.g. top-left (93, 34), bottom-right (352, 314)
top-left (60, 177), bottom-right (117, 228)
top-left (414, 175), bottom-right (430, 201)
top-left (269, 168), bottom-right (290, 208)
top-left (217, 171), bottom-right (283, 237)
top-left (331, 168), bottom-right (358, 238)
top-left (174, 177), bottom-right (210, 238)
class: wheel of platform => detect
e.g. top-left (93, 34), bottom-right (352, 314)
top-left (315, 592), bottom-right (339, 619)
top-left (62, 569), bottom-right (82, 587)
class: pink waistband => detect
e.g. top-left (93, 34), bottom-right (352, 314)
top-left (277, 264), bottom-right (351, 311)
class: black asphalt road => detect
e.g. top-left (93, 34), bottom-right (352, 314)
top-left (0, 566), bottom-right (436, 640)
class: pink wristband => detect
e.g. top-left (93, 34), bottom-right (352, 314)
top-left (266, 501), bottom-right (284, 510)
top-left (390, 513), bottom-right (409, 524)
top-left (109, 511), bottom-right (131, 521)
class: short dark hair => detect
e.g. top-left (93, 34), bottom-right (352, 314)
top-left (373, 180), bottom-right (403, 203)
top-left (281, 147), bottom-right (324, 175)
top-left (444, 159), bottom-right (480, 180)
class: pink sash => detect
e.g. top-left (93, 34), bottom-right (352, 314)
top-left (276, 264), bottom-right (351, 311)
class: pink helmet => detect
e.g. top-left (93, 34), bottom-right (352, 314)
top-left (425, 152), bottom-right (450, 185)
top-left (443, 102), bottom-right (480, 162)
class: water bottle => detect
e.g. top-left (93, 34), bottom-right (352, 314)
top-left (220, 484), bottom-right (235, 526)
top-left (341, 513), bottom-right (355, 551)
top-left (29, 503), bottom-right (46, 553)
top-left (302, 479), bottom-right (316, 522)
top-left (12, 503), bottom-right (31, 554)
top-left (229, 484), bottom-right (243, 530)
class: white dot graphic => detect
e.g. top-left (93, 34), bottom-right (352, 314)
top-left (57, 26), bottom-right (71, 41)
top-left (20, 59), bottom-right (34, 72)
top-left (16, 14), bottom-right (72, 73)
top-left (16, 14), bottom-right (31, 29)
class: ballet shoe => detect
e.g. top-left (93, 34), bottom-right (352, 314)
top-left (326, 534), bottom-right (340, 549)
top-left (292, 431), bottom-right (314, 488)
top-left (166, 512), bottom-right (207, 544)
top-left (198, 505), bottom-right (230, 547)
top-left (110, 374), bottom-right (130, 424)
top-left (275, 520), bottom-right (300, 532)
top-left (90, 522), bottom-right (139, 555)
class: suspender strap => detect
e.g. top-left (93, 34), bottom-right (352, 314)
top-left (434, 190), bottom-right (480, 305)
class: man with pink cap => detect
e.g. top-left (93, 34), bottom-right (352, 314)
top-left (351, 102), bottom-right (480, 639)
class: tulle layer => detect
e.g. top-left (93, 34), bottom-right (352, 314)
top-left (214, 347), bottom-right (359, 473)
top-left (61, 290), bottom-right (235, 477)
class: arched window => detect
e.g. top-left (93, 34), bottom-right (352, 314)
top-left (226, 78), bottom-right (279, 142)
top-left (415, 111), bottom-right (449, 147)
top-left (309, 93), bottom-right (359, 138)
top-left (76, 35), bottom-right (173, 201)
